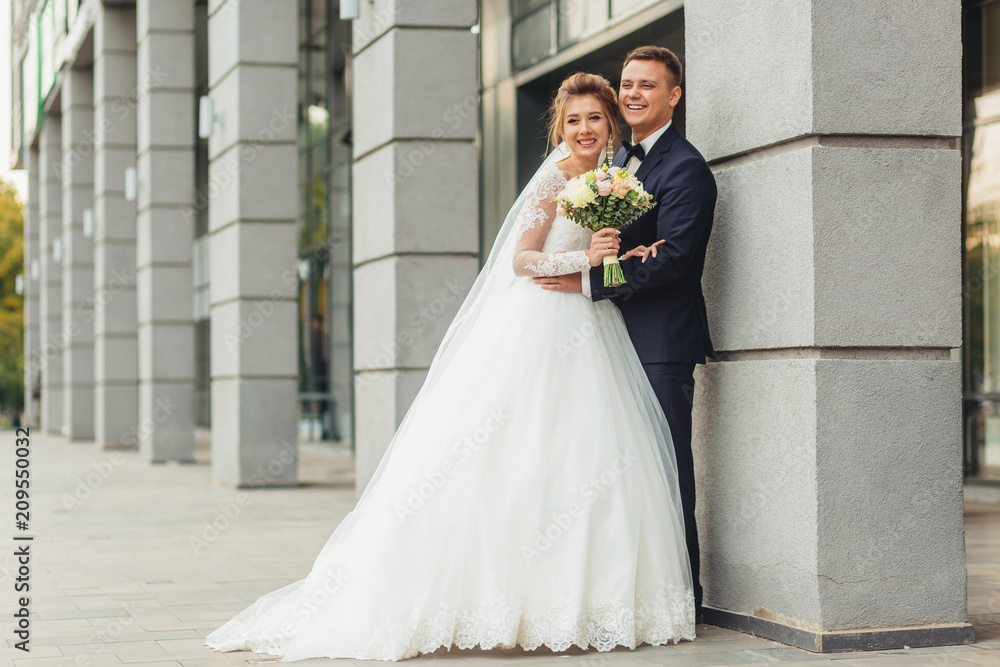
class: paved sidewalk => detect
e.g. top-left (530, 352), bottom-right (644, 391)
top-left (0, 430), bottom-right (997, 667)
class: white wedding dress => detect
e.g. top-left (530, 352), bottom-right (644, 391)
top-left (205, 147), bottom-right (696, 662)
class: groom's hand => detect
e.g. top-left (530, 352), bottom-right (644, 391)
top-left (534, 274), bottom-right (582, 292)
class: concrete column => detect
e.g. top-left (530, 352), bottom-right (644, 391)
top-left (350, 1), bottom-right (480, 493)
top-left (38, 114), bottom-right (63, 434)
top-left (23, 146), bottom-right (41, 428)
top-left (93, 4), bottom-right (139, 449)
top-left (135, 0), bottom-right (196, 462)
top-left (207, 0), bottom-right (298, 486)
top-left (688, 0), bottom-right (970, 651)
top-left (61, 66), bottom-right (96, 441)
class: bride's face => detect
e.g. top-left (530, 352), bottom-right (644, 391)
top-left (562, 95), bottom-right (611, 165)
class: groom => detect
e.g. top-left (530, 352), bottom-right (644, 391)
top-left (535, 45), bottom-right (717, 622)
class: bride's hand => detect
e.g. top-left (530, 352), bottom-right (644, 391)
top-left (587, 228), bottom-right (621, 267)
top-left (621, 240), bottom-right (666, 263)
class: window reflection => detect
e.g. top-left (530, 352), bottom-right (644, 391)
top-left (558, 0), bottom-right (609, 48)
top-left (611, 0), bottom-right (657, 18)
top-left (194, 0), bottom-right (210, 427)
top-left (297, 0), bottom-right (352, 445)
top-left (514, 0), bottom-right (550, 17)
top-left (511, 0), bottom-right (666, 71)
top-left (513, 6), bottom-right (553, 70)
top-left (963, 0), bottom-right (1000, 479)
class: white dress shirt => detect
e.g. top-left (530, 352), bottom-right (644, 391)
top-left (581, 119), bottom-right (673, 297)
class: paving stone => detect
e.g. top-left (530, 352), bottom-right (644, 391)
top-left (744, 647), bottom-right (832, 661)
top-left (12, 657), bottom-right (122, 667)
top-left (2, 430), bottom-right (998, 666)
top-left (0, 647), bottom-right (64, 660)
top-left (672, 637), bottom-right (787, 654)
top-left (633, 648), bottom-right (774, 664)
top-left (835, 653), bottom-right (982, 666)
top-left (952, 650), bottom-right (1000, 664)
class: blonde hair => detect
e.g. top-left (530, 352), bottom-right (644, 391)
top-left (546, 72), bottom-right (621, 151)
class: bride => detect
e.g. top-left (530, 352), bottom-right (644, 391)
top-left (205, 72), bottom-right (696, 662)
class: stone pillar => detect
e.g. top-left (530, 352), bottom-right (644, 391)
top-left (135, 0), bottom-right (196, 462)
top-left (93, 4), bottom-right (139, 449)
top-left (61, 66), bottom-right (96, 441)
top-left (207, 0), bottom-right (298, 486)
top-left (350, 1), bottom-right (480, 493)
top-left (38, 114), bottom-right (63, 435)
top-left (23, 146), bottom-right (41, 428)
top-left (687, 0), bottom-right (971, 651)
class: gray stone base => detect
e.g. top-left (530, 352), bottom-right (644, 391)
top-left (702, 606), bottom-right (976, 653)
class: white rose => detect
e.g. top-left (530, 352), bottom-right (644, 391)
top-left (563, 179), bottom-right (596, 208)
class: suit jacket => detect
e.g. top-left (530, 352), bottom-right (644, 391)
top-left (589, 123), bottom-right (717, 365)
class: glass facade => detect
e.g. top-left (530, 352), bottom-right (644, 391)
top-left (511, 0), bottom-right (660, 69)
top-left (506, 5), bottom-right (684, 193)
top-left (188, 0), bottom-right (354, 442)
top-left (963, 0), bottom-right (1000, 481)
top-left (194, 0), bottom-right (211, 427)
top-left (297, 0), bottom-right (353, 445)
top-left (7, 0), bottom-right (989, 479)
top-left (480, 1), bottom-right (682, 253)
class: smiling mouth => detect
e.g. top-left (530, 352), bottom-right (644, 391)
top-left (578, 138), bottom-right (597, 146)
top-left (626, 104), bottom-right (646, 111)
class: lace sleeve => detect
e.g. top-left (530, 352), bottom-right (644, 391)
top-left (511, 167), bottom-right (591, 277)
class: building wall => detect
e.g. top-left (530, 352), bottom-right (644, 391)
top-left (11, 0), bottom-right (354, 474)
top-left (6, 0), bottom-right (977, 649)
top-left (480, 0), bottom-right (970, 648)
top-left (687, 0), bottom-right (965, 635)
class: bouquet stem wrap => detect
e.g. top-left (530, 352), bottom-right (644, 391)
top-left (603, 254), bottom-right (625, 287)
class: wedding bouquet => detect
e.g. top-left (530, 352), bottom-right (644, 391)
top-left (556, 164), bottom-right (657, 287)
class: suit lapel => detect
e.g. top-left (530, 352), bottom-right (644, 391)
top-left (634, 123), bottom-right (679, 184)
top-left (634, 150), bottom-right (661, 184)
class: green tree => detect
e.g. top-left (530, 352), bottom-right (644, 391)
top-left (0, 178), bottom-right (25, 415)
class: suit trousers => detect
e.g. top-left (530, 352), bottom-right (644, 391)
top-left (642, 361), bottom-right (701, 614)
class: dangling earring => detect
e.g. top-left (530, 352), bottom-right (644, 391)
top-left (605, 136), bottom-right (615, 166)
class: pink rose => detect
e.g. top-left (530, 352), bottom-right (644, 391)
top-left (597, 180), bottom-right (613, 196)
top-left (612, 180), bottom-right (632, 198)
top-left (595, 170), bottom-right (608, 181)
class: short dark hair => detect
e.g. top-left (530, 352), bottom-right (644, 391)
top-left (623, 46), bottom-right (683, 88)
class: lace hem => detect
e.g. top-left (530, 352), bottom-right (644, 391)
top-left (205, 625), bottom-right (288, 659)
top-left (204, 580), bottom-right (696, 662)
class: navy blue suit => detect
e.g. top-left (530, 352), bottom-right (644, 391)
top-left (589, 123), bottom-right (716, 364)
top-left (589, 122), bottom-right (716, 616)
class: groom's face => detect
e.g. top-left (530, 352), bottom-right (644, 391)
top-left (619, 59), bottom-right (679, 140)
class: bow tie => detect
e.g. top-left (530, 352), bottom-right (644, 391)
top-left (622, 140), bottom-right (646, 163)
